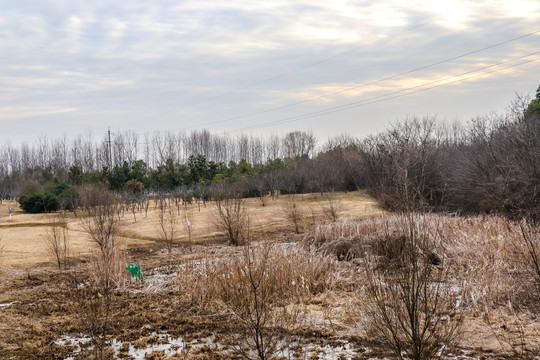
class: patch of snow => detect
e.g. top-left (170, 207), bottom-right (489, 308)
top-left (111, 332), bottom-right (186, 359)
top-left (278, 341), bottom-right (363, 360)
top-left (54, 334), bottom-right (92, 360)
top-left (55, 332), bottom-right (189, 360)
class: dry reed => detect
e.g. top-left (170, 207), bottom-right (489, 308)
top-left (176, 242), bottom-right (336, 310)
top-left (305, 213), bottom-right (534, 314)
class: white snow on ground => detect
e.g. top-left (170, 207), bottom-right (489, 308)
top-left (111, 332), bottom-right (186, 359)
top-left (54, 332), bottom-right (371, 359)
top-left (53, 332), bottom-right (520, 360)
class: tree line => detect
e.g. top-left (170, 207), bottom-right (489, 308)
top-left (0, 129), bottom-right (316, 176)
top-left (2, 86), bottom-right (539, 220)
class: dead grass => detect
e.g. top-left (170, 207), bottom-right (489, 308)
top-left (306, 214), bottom-right (534, 312)
top-left (0, 193), bottom-right (381, 268)
top-left (3, 195), bottom-right (540, 358)
top-left (117, 230), bottom-right (161, 242)
top-left (177, 242), bottom-right (337, 311)
top-left (0, 222), bottom-right (67, 229)
top-left (306, 212), bottom-right (540, 356)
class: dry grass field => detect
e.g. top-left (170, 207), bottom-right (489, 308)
top-left (0, 193), bottom-right (539, 360)
top-left (0, 193), bottom-right (381, 268)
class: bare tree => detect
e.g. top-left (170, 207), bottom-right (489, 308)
top-left (363, 213), bottom-right (464, 360)
top-left (184, 202), bottom-right (194, 250)
top-left (76, 185), bottom-right (123, 360)
top-left (321, 192), bottom-right (342, 222)
top-left (284, 195), bottom-right (304, 234)
top-left (219, 242), bottom-right (297, 359)
top-left (7, 205), bottom-right (13, 222)
top-left (44, 213), bottom-right (70, 269)
top-left (79, 185), bottom-right (122, 288)
top-left (124, 179), bottom-right (145, 222)
top-left (213, 188), bottom-right (248, 246)
top-left (156, 196), bottom-right (178, 254)
top-left (265, 133), bottom-right (282, 161)
top-left (283, 131), bottom-right (316, 160)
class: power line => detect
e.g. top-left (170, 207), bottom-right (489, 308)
top-left (185, 22), bottom-right (431, 106)
top-left (130, 52), bottom-right (540, 146)
top-left (234, 53), bottom-right (540, 132)
top-left (132, 52), bottom-right (540, 146)
top-left (173, 29), bottom-right (540, 131)
top-left (130, 22), bottom-right (431, 134)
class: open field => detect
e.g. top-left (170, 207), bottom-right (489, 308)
top-left (0, 193), bottom-right (539, 359)
top-left (0, 193), bottom-right (381, 268)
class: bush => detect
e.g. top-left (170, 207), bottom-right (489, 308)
top-left (57, 186), bottom-right (80, 211)
top-left (19, 192), bottom-right (58, 213)
top-left (363, 214), bottom-right (464, 360)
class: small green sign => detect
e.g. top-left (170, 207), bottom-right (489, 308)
top-left (126, 263), bottom-right (143, 279)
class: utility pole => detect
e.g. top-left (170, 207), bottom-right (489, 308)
top-left (108, 126), bottom-right (112, 168)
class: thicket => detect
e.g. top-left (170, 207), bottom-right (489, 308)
top-left (356, 88), bottom-right (540, 220)
top-left (18, 181), bottom-right (78, 213)
top-left (4, 87), bottom-right (540, 220)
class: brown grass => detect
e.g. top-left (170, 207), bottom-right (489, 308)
top-left (2, 195), bottom-right (540, 358)
top-left (0, 222), bottom-right (67, 229)
top-left (0, 193), bottom-right (381, 268)
top-left (306, 213), bottom-right (532, 312)
top-left (177, 242), bottom-right (336, 310)
top-left (306, 212), bottom-right (540, 356)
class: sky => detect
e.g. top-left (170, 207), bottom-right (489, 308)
top-left (1, 0), bottom-right (539, 145)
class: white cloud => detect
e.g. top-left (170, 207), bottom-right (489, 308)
top-left (0, 0), bottom-right (539, 142)
top-left (0, 106), bottom-right (79, 120)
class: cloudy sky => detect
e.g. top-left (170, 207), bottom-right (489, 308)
top-left (1, 0), bottom-right (539, 144)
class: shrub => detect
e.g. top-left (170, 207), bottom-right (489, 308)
top-left (57, 186), bottom-right (80, 211)
top-left (213, 195), bottom-right (248, 246)
top-left (363, 214), bottom-right (464, 360)
top-left (19, 192), bottom-right (58, 213)
top-left (177, 242), bottom-right (335, 359)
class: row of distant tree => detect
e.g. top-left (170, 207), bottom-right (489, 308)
top-left (2, 86), bottom-right (539, 220)
top-left (0, 129), bottom-right (316, 175)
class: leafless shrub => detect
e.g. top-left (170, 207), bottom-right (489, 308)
top-left (177, 243), bottom-right (335, 311)
top-left (213, 195), bottom-right (248, 246)
top-left (79, 187), bottom-right (123, 289)
top-left (321, 192), bottom-right (342, 222)
top-left (72, 276), bottom-right (117, 360)
top-left (363, 213), bottom-right (464, 360)
top-left (512, 220), bottom-right (540, 315)
top-left (87, 245), bottom-right (126, 290)
top-left (176, 256), bottom-right (226, 309)
top-left (44, 213), bottom-right (70, 269)
top-left (483, 308), bottom-right (540, 358)
top-left (306, 214), bottom-right (513, 311)
top-left (220, 242), bottom-right (295, 359)
top-left (518, 221), bottom-right (540, 289)
top-left (217, 242), bottom-right (335, 359)
top-left (156, 196), bottom-right (178, 254)
top-left (71, 247), bottom-right (125, 360)
top-left (284, 195), bottom-right (304, 234)
top-left (75, 185), bottom-right (124, 359)
top-left (307, 212), bottom-right (540, 354)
